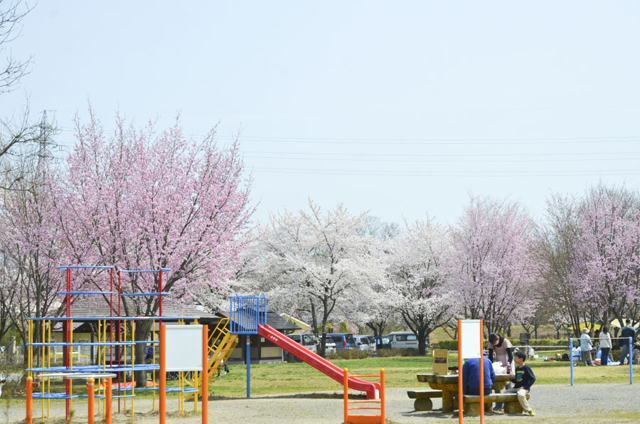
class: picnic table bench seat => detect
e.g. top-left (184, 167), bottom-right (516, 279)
top-left (407, 390), bottom-right (442, 411)
top-left (457, 393), bottom-right (530, 415)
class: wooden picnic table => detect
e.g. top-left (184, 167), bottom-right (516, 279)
top-left (416, 373), bottom-right (512, 412)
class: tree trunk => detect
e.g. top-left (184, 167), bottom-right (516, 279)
top-left (134, 320), bottom-right (153, 388)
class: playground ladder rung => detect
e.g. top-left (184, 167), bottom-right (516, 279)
top-left (27, 316), bottom-right (201, 321)
top-left (58, 291), bottom-right (116, 295)
top-left (120, 292), bottom-right (171, 297)
top-left (28, 342), bottom-right (135, 346)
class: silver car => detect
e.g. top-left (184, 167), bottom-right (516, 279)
top-left (354, 335), bottom-right (375, 351)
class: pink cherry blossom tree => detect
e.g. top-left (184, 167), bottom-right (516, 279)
top-left (0, 158), bottom-right (65, 365)
top-left (448, 196), bottom-right (539, 335)
top-left (534, 192), bottom-right (588, 337)
top-left (49, 109), bottom-right (254, 378)
top-left (568, 184), bottom-right (640, 332)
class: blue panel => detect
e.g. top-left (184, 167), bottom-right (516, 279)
top-left (119, 268), bottom-right (171, 273)
top-left (28, 316), bottom-right (200, 321)
top-left (229, 293), bottom-right (267, 335)
top-left (57, 266), bottom-right (115, 270)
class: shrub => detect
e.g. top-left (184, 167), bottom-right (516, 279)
top-left (374, 348), bottom-right (423, 357)
top-left (436, 338), bottom-right (570, 350)
top-left (527, 339), bottom-right (570, 347)
top-left (437, 340), bottom-right (458, 350)
top-left (327, 349), bottom-right (370, 360)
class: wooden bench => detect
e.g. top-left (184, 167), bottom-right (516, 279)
top-left (459, 393), bottom-right (530, 415)
top-left (407, 390), bottom-right (442, 411)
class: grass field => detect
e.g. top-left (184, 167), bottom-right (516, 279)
top-left (209, 353), bottom-right (638, 397)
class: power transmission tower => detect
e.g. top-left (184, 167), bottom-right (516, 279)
top-left (36, 110), bottom-right (57, 182)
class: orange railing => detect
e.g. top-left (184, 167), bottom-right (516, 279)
top-left (343, 368), bottom-right (385, 424)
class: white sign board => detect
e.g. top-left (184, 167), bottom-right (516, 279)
top-left (460, 320), bottom-right (482, 359)
top-left (165, 325), bottom-right (203, 372)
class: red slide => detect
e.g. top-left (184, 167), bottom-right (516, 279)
top-left (258, 324), bottom-right (380, 399)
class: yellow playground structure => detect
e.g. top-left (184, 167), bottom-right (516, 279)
top-left (26, 265), bottom-right (238, 422)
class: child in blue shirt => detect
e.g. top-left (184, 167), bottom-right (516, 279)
top-left (506, 351), bottom-right (536, 416)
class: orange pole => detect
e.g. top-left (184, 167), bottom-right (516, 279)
top-left (380, 368), bottom-right (385, 423)
top-left (457, 320), bottom-right (463, 424)
top-left (202, 325), bottom-right (208, 424)
top-left (87, 378), bottom-right (95, 424)
top-left (105, 378), bottom-right (112, 424)
top-left (160, 325), bottom-right (166, 424)
top-left (343, 368), bottom-right (348, 423)
top-left (479, 320), bottom-right (484, 424)
top-left (26, 376), bottom-right (33, 424)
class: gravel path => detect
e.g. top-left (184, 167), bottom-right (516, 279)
top-left (3, 384), bottom-right (638, 423)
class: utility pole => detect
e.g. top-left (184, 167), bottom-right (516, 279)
top-left (36, 110), bottom-right (55, 182)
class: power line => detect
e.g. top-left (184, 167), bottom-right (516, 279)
top-left (238, 135), bottom-right (640, 146)
top-left (250, 167), bottom-right (640, 177)
top-left (243, 155), bottom-right (640, 164)
top-left (243, 150), bottom-right (640, 158)
top-left (55, 127), bottom-right (640, 146)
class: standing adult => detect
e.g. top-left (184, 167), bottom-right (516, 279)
top-left (580, 328), bottom-right (595, 366)
top-left (487, 333), bottom-right (514, 411)
top-left (619, 319), bottom-right (636, 366)
top-left (599, 326), bottom-right (612, 366)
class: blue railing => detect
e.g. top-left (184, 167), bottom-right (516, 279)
top-left (229, 293), bottom-right (267, 335)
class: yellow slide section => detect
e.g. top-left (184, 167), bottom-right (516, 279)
top-left (185, 318), bottom-right (238, 400)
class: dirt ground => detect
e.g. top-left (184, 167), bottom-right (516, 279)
top-left (4, 383), bottom-right (639, 423)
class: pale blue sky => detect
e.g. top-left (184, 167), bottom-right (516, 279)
top-left (2, 1), bottom-right (640, 225)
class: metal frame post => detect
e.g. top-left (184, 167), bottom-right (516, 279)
top-left (26, 376), bottom-right (32, 424)
top-left (105, 377), bottom-right (112, 424)
top-left (160, 325), bottom-right (166, 424)
top-left (202, 325), bottom-right (208, 424)
top-left (479, 319), bottom-right (484, 424)
top-left (246, 336), bottom-right (251, 398)
top-left (457, 320), bottom-right (463, 424)
top-left (87, 378), bottom-right (95, 424)
top-left (630, 337), bottom-right (633, 385)
top-left (569, 338), bottom-right (574, 386)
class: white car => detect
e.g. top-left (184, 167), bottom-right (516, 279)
top-left (323, 338), bottom-right (337, 356)
top-left (287, 333), bottom-right (318, 353)
top-left (387, 331), bottom-right (420, 350)
top-left (354, 335), bottom-right (376, 351)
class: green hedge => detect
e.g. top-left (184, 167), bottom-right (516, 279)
top-left (527, 339), bottom-right (569, 347)
top-left (437, 339), bottom-right (570, 350)
top-left (436, 340), bottom-right (458, 350)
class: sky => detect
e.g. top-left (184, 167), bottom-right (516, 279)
top-left (2, 1), bottom-right (640, 226)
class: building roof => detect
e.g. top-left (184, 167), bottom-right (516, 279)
top-left (52, 299), bottom-right (298, 332)
top-left (62, 297), bottom-right (218, 322)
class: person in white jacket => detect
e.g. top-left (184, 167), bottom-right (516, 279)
top-left (599, 326), bottom-right (612, 366)
top-left (580, 328), bottom-right (595, 366)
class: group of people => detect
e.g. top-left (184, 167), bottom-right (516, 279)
top-left (461, 333), bottom-right (536, 416)
top-left (579, 319), bottom-right (637, 366)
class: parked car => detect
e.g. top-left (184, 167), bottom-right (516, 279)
top-left (287, 333), bottom-right (318, 353)
top-left (327, 333), bottom-right (356, 350)
top-left (387, 331), bottom-right (420, 350)
top-left (376, 337), bottom-right (391, 349)
top-left (322, 338), bottom-right (337, 356)
top-left (354, 335), bottom-right (377, 351)
top-left (354, 335), bottom-right (372, 351)
top-left (368, 336), bottom-right (377, 352)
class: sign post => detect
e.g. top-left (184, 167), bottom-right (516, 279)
top-left (457, 319), bottom-right (485, 424)
top-left (160, 324), bottom-right (207, 424)
top-left (433, 349), bottom-right (448, 375)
